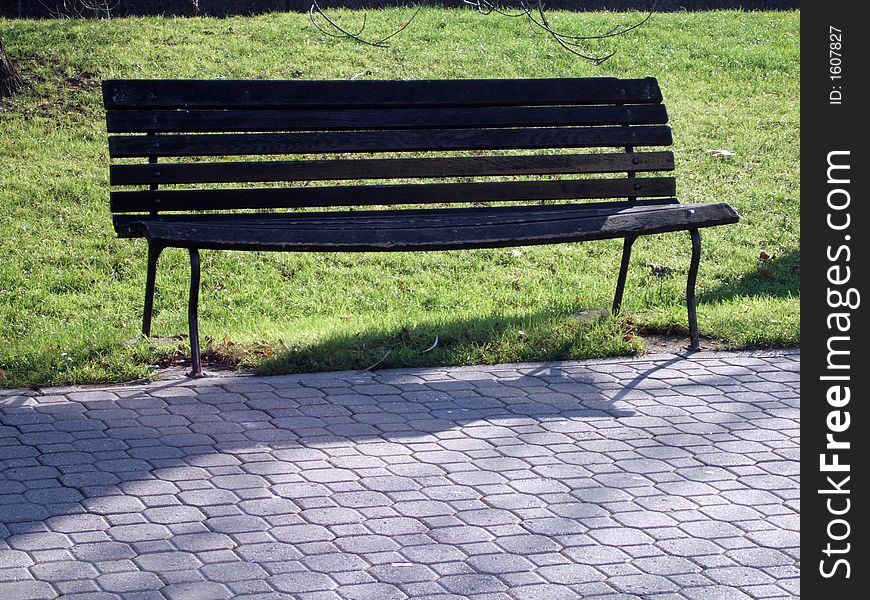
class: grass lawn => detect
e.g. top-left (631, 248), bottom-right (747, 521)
top-left (0, 9), bottom-right (799, 388)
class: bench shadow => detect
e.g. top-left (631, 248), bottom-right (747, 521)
top-left (698, 248), bottom-right (799, 303)
top-left (248, 307), bottom-right (630, 378)
top-left (1, 364), bottom-right (635, 541)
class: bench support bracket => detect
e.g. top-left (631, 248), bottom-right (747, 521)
top-left (188, 248), bottom-right (204, 378)
top-left (612, 235), bottom-right (636, 315)
top-left (142, 242), bottom-right (164, 337)
top-left (687, 228), bottom-right (701, 350)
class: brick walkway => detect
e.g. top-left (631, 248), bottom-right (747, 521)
top-left (0, 350), bottom-right (800, 599)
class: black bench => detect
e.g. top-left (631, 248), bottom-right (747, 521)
top-left (102, 77), bottom-right (738, 377)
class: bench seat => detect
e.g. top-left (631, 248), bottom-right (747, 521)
top-left (116, 201), bottom-right (737, 252)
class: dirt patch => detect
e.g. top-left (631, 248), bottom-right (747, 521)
top-left (638, 332), bottom-right (724, 354)
top-left (12, 53), bottom-right (101, 118)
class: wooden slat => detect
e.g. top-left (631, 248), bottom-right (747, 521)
top-left (110, 152), bottom-right (675, 186)
top-left (102, 78), bottom-right (663, 110)
top-left (105, 104), bottom-right (669, 133)
top-left (128, 202), bottom-right (739, 252)
top-left (110, 177), bottom-right (676, 213)
top-left (113, 198), bottom-right (683, 236)
top-left (108, 126), bottom-right (673, 158)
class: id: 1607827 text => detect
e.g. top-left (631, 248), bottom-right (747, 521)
top-left (829, 26), bottom-right (843, 105)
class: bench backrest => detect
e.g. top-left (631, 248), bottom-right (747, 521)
top-left (103, 78), bottom-right (675, 216)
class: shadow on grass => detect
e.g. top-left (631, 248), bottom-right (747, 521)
top-left (248, 308), bottom-right (636, 378)
top-left (699, 249), bottom-right (799, 303)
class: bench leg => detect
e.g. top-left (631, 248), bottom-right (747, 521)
top-left (612, 236), bottom-right (636, 314)
top-left (187, 248), bottom-right (204, 378)
top-left (142, 242), bottom-right (163, 337)
top-left (687, 228), bottom-right (701, 351)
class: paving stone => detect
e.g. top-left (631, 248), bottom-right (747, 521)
top-left (727, 547), bottom-right (793, 567)
top-left (72, 541), bottom-right (136, 561)
top-left (82, 496), bottom-right (146, 515)
top-left (0, 350), bottom-right (799, 600)
top-left (272, 524), bottom-right (335, 544)
top-left (634, 555), bottom-right (700, 576)
top-left (0, 549), bottom-right (34, 567)
top-left (562, 545), bottom-right (631, 565)
top-left (173, 532), bottom-right (237, 551)
top-left (0, 581), bottom-right (58, 599)
top-left (366, 516), bottom-right (427, 535)
top-left (588, 527), bottom-right (655, 546)
top-left (269, 572), bottom-right (337, 593)
top-left (706, 566), bottom-right (774, 586)
top-left (496, 534), bottom-right (562, 554)
top-left (301, 507), bottom-right (365, 525)
top-left (163, 582), bottom-right (231, 600)
top-left (523, 517), bottom-right (586, 536)
top-left (201, 561), bottom-right (269, 582)
top-left (335, 534), bottom-right (400, 553)
top-left (143, 506), bottom-right (206, 524)
top-left (178, 489), bottom-right (241, 506)
top-left (97, 571), bottom-right (163, 593)
top-left (440, 574), bottom-right (508, 595)
top-left (609, 573), bottom-right (681, 594)
top-left (467, 553), bottom-right (535, 574)
top-left (399, 543), bottom-right (467, 563)
top-left (429, 525), bottom-right (494, 544)
top-left (235, 542), bottom-right (304, 563)
top-left (107, 523), bottom-right (171, 543)
top-left (30, 560), bottom-right (98, 581)
top-left (7, 531), bottom-right (72, 550)
top-left (537, 563), bottom-right (605, 584)
top-left (683, 585), bottom-right (754, 600)
top-left (206, 514), bottom-right (268, 533)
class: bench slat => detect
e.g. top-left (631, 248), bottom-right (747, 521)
top-left (102, 77), bottom-right (663, 110)
top-left (105, 105), bottom-right (669, 133)
top-left (108, 126), bottom-right (673, 158)
top-left (110, 152), bottom-right (675, 186)
top-left (127, 202), bottom-right (738, 252)
top-left (112, 198), bottom-right (683, 236)
top-left (110, 177), bottom-right (676, 212)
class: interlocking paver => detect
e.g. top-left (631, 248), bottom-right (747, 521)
top-left (269, 572), bottom-right (337, 593)
top-left (0, 350), bottom-right (799, 599)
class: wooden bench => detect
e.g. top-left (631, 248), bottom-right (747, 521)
top-left (103, 77), bottom-right (738, 377)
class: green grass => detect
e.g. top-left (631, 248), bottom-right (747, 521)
top-left (0, 9), bottom-right (799, 388)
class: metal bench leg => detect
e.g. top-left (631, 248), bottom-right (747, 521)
top-left (187, 248), bottom-right (204, 378)
top-left (612, 236), bottom-right (636, 314)
top-left (687, 229), bottom-right (701, 351)
top-left (142, 242), bottom-right (163, 337)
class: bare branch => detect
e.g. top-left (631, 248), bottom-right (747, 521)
top-left (309, 1), bottom-right (421, 49)
top-left (38, 0), bottom-right (120, 19)
top-left (309, 1), bottom-right (654, 64)
top-left (527, 1), bottom-right (656, 42)
top-left (526, 2), bottom-right (616, 64)
top-left (309, 3), bottom-right (370, 42)
top-left (464, 0), bottom-right (530, 18)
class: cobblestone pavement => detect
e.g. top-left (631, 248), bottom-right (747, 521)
top-left (0, 350), bottom-right (800, 599)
